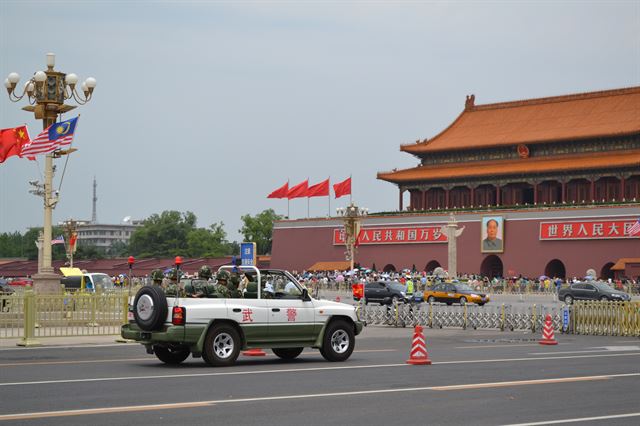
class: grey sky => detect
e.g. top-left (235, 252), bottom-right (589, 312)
top-left (1, 0), bottom-right (638, 242)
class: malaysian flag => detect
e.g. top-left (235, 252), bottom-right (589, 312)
top-left (629, 218), bottom-right (640, 237)
top-left (51, 235), bottom-right (65, 245)
top-left (20, 116), bottom-right (79, 157)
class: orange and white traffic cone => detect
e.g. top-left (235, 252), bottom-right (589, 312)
top-left (539, 314), bottom-right (558, 345)
top-left (406, 325), bottom-right (432, 365)
top-left (242, 348), bottom-right (267, 356)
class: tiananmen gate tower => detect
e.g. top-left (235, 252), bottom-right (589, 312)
top-left (270, 87), bottom-right (640, 280)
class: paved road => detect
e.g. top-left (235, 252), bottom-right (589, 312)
top-left (1, 328), bottom-right (639, 425)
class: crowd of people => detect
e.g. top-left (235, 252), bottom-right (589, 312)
top-left (290, 269), bottom-right (640, 295)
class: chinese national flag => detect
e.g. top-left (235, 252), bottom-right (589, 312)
top-left (267, 182), bottom-right (289, 199)
top-left (307, 178), bottom-right (329, 198)
top-left (287, 179), bottom-right (309, 199)
top-left (0, 125), bottom-right (30, 163)
top-left (333, 177), bottom-right (351, 199)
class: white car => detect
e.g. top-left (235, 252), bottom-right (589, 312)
top-left (121, 266), bottom-right (364, 366)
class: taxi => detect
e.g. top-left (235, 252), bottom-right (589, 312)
top-left (424, 282), bottom-right (489, 306)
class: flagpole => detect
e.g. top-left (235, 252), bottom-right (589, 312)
top-left (349, 174), bottom-right (352, 204)
top-left (328, 176), bottom-right (331, 217)
top-left (287, 179), bottom-right (290, 219)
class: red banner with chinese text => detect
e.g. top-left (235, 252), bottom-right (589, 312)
top-left (333, 226), bottom-right (447, 245)
top-left (539, 220), bottom-right (639, 240)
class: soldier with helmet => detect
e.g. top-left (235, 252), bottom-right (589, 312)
top-left (187, 265), bottom-right (214, 298)
top-left (165, 268), bottom-right (185, 297)
top-left (214, 270), bottom-right (231, 298)
top-left (227, 272), bottom-right (243, 298)
top-left (150, 269), bottom-right (164, 286)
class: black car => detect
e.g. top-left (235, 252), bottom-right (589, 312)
top-left (0, 282), bottom-right (15, 295)
top-left (558, 281), bottom-right (631, 304)
top-left (355, 281), bottom-right (409, 305)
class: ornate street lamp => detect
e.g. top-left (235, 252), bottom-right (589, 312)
top-left (4, 53), bottom-right (96, 292)
top-left (336, 202), bottom-right (368, 274)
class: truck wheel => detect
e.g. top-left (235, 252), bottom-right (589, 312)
top-left (133, 286), bottom-right (168, 331)
top-left (320, 320), bottom-right (355, 362)
top-left (154, 344), bottom-right (190, 364)
top-left (273, 347), bottom-right (304, 360)
top-left (203, 324), bottom-right (241, 366)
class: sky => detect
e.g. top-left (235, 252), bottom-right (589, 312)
top-left (1, 0), bottom-right (639, 242)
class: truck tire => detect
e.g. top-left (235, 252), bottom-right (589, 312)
top-left (153, 344), bottom-right (190, 364)
top-left (203, 323), bottom-right (241, 366)
top-left (320, 319), bottom-right (355, 362)
top-left (133, 286), bottom-right (168, 331)
top-left (273, 347), bottom-right (304, 360)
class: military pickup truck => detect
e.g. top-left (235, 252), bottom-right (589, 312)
top-left (121, 266), bottom-right (364, 366)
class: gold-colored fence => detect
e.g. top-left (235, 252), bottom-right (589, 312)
top-left (0, 289), bottom-right (129, 343)
top-left (571, 301), bottom-right (640, 337)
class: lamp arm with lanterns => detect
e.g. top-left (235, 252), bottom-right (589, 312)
top-left (4, 53), bottom-right (97, 292)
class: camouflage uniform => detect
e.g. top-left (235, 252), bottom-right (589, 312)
top-left (165, 268), bottom-right (185, 297)
top-left (227, 273), bottom-right (242, 298)
top-left (214, 270), bottom-right (231, 298)
top-left (188, 266), bottom-right (213, 298)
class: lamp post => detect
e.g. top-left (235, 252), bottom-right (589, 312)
top-left (4, 53), bottom-right (96, 292)
top-left (336, 202), bottom-right (368, 274)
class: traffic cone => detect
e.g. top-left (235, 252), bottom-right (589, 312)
top-left (539, 314), bottom-right (558, 345)
top-left (242, 348), bottom-right (267, 356)
top-left (406, 325), bottom-right (432, 365)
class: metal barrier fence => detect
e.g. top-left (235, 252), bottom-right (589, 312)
top-left (0, 289), bottom-right (128, 343)
top-left (358, 301), bottom-right (563, 332)
top-left (571, 300), bottom-right (640, 337)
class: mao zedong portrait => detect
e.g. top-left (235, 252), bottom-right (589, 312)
top-left (482, 218), bottom-right (503, 252)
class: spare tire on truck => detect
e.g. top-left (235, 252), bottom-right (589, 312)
top-left (133, 286), bottom-right (168, 331)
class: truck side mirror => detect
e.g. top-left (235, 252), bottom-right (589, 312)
top-left (302, 288), bottom-right (311, 302)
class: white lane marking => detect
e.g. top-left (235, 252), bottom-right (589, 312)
top-left (0, 358), bottom-right (153, 367)
top-left (502, 411), bottom-right (640, 425)
top-left (1, 373), bottom-right (639, 422)
top-left (0, 349), bottom-right (395, 367)
top-left (1, 352), bottom-right (639, 387)
top-left (0, 343), bottom-right (132, 351)
top-left (530, 348), bottom-right (640, 355)
top-left (455, 344), bottom-right (542, 349)
top-left (599, 346), bottom-right (640, 351)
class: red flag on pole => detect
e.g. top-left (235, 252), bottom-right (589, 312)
top-left (0, 125), bottom-right (30, 163)
top-left (287, 179), bottom-right (309, 199)
top-left (333, 177), bottom-right (351, 199)
top-left (267, 182), bottom-right (289, 199)
top-left (307, 178), bottom-right (330, 198)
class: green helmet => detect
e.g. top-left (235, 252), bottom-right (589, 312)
top-left (216, 270), bottom-right (230, 281)
top-left (199, 265), bottom-right (212, 279)
top-left (150, 269), bottom-right (164, 282)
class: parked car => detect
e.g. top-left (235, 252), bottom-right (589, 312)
top-left (355, 281), bottom-right (409, 305)
top-left (0, 282), bottom-right (16, 295)
top-left (424, 282), bottom-right (490, 306)
top-left (8, 278), bottom-right (33, 287)
top-left (558, 281), bottom-right (631, 304)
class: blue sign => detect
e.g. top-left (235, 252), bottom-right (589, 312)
top-left (240, 242), bottom-right (256, 266)
top-left (562, 307), bottom-right (570, 331)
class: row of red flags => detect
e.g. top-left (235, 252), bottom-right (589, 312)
top-left (268, 177), bottom-right (351, 199)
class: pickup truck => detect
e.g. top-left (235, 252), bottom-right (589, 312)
top-left (121, 266), bottom-right (364, 366)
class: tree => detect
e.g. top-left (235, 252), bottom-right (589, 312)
top-left (239, 209), bottom-right (283, 255)
top-left (186, 222), bottom-right (232, 257)
top-left (128, 211), bottom-right (237, 258)
top-left (129, 211), bottom-right (198, 258)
